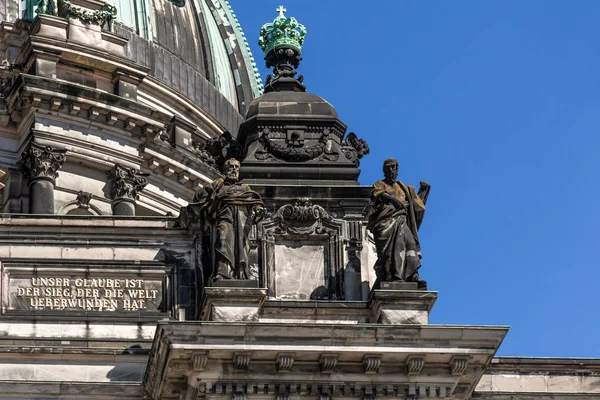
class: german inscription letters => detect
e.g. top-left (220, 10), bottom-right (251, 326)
top-left (12, 276), bottom-right (163, 312)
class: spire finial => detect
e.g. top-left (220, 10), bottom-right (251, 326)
top-left (276, 5), bottom-right (286, 18)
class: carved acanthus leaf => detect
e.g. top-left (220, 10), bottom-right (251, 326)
top-left (107, 164), bottom-right (148, 200)
top-left (20, 142), bottom-right (66, 182)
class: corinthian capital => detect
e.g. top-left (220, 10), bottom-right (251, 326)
top-left (20, 142), bottom-right (66, 183)
top-left (107, 164), bottom-right (148, 200)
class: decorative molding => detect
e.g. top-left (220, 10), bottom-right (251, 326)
top-left (406, 356), bottom-right (425, 375)
top-left (450, 356), bottom-right (469, 376)
top-left (362, 355), bottom-right (381, 374)
top-left (277, 353), bottom-right (294, 372)
top-left (232, 393), bottom-right (247, 400)
top-left (59, 0), bottom-right (117, 29)
top-left (205, 381), bottom-right (458, 399)
top-left (75, 191), bottom-right (92, 208)
top-left (233, 353), bottom-right (251, 370)
top-left (20, 142), bottom-right (66, 183)
top-left (193, 354), bottom-right (208, 372)
top-left (256, 127), bottom-right (330, 162)
top-left (106, 164), bottom-right (148, 201)
top-left (341, 131), bottom-right (370, 166)
top-left (263, 197), bottom-right (337, 236)
top-left (319, 354), bottom-right (338, 373)
top-left (257, 198), bottom-right (345, 300)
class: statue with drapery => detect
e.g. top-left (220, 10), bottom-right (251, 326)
top-left (193, 158), bottom-right (264, 282)
top-left (366, 158), bottom-right (431, 289)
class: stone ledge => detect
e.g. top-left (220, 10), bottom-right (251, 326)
top-left (369, 289), bottom-right (438, 325)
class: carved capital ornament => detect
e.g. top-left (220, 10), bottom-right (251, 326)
top-left (20, 142), bottom-right (66, 184)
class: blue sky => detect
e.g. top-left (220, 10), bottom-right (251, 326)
top-left (228, 1), bottom-right (600, 358)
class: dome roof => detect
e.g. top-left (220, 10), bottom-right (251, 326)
top-left (110, 0), bottom-right (262, 132)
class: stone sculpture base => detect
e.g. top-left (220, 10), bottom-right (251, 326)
top-left (369, 286), bottom-right (437, 325)
top-left (201, 282), bottom-right (265, 322)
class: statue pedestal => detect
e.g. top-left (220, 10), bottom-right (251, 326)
top-left (201, 281), bottom-right (266, 322)
top-left (369, 286), bottom-right (437, 325)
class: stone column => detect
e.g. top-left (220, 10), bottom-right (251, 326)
top-left (20, 142), bottom-right (66, 214)
top-left (107, 164), bottom-right (148, 216)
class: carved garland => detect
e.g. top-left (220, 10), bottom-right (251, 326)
top-left (257, 128), bottom-right (331, 162)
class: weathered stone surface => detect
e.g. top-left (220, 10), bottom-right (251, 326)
top-left (212, 306), bottom-right (260, 322)
top-left (274, 241), bottom-right (325, 299)
top-left (369, 289), bottom-right (437, 325)
top-left (380, 308), bottom-right (428, 325)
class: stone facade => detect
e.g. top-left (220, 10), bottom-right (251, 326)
top-left (0, 1), bottom-right (598, 399)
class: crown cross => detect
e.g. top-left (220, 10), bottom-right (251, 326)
top-left (276, 5), bottom-right (287, 18)
top-left (258, 6), bottom-right (307, 55)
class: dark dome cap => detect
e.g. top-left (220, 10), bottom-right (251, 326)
top-left (245, 90), bottom-right (338, 120)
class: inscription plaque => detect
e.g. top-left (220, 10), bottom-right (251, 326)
top-left (10, 277), bottom-right (162, 312)
top-left (2, 261), bottom-right (170, 315)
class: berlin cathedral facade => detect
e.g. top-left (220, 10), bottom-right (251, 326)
top-left (0, 0), bottom-right (597, 398)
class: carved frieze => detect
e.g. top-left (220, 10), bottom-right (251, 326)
top-left (20, 142), bottom-right (66, 183)
top-left (255, 127), bottom-right (331, 162)
top-left (107, 164), bottom-right (148, 201)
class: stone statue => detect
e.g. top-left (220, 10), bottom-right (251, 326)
top-left (194, 158), bottom-right (264, 282)
top-left (366, 158), bottom-right (431, 288)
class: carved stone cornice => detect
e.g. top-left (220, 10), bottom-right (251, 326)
top-left (20, 142), bottom-right (66, 183)
top-left (106, 164), bottom-right (147, 201)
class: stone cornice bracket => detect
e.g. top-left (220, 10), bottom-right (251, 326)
top-left (20, 142), bottom-right (66, 184)
top-left (406, 355), bottom-right (425, 375)
top-left (362, 354), bottom-right (381, 374)
top-left (106, 164), bottom-right (148, 201)
top-left (233, 353), bottom-right (251, 370)
top-left (277, 353), bottom-right (294, 372)
top-left (319, 354), bottom-right (338, 373)
top-left (450, 356), bottom-right (469, 376)
top-left (193, 353), bottom-right (208, 372)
